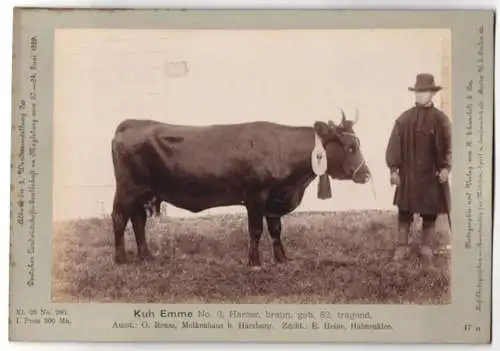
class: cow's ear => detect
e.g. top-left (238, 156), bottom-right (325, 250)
top-left (313, 121), bottom-right (330, 138)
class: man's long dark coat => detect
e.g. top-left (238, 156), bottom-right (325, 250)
top-left (385, 103), bottom-right (452, 215)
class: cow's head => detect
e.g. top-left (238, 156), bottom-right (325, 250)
top-left (313, 108), bottom-right (370, 184)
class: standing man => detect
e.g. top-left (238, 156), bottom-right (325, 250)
top-left (385, 73), bottom-right (452, 264)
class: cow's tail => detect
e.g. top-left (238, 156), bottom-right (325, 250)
top-left (111, 137), bottom-right (122, 183)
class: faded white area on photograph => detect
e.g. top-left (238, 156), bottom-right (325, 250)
top-left (53, 28), bottom-right (451, 221)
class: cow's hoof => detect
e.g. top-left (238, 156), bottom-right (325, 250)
top-left (248, 258), bottom-right (262, 268)
top-left (274, 256), bottom-right (289, 264)
top-left (140, 253), bottom-right (155, 262)
top-left (248, 251), bottom-right (262, 268)
top-left (114, 254), bottom-right (127, 264)
top-left (273, 247), bottom-right (289, 264)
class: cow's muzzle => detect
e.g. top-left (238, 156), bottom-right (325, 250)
top-left (352, 161), bottom-right (371, 184)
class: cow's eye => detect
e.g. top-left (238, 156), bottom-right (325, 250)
top-left (348, 146), bottom-right (355, 153)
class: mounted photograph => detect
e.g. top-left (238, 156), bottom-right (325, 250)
top-left (10, 8), bottom-right (495, 344)
top-left (51, 28), bottom-right (453, 305)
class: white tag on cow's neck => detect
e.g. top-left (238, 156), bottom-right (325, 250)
top-left (311, 133), bottom-right (327, 176)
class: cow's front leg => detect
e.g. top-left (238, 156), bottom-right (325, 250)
top-left (246, 201), bottom-right (265, 267)
top-left (266, 215), bottom-right (288, 263)
top-left (131, 209), bottom-right (154, 261)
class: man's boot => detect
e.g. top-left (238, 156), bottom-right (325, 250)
top-left (392, 220), bottom-right (410, 261)
top-left (420, 220), bottom-right (435, 266)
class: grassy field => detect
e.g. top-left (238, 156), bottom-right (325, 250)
top-left (52, 210), bottom-right (451, 304)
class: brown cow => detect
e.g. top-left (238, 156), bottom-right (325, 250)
top-left (111, 111), bottom-right (370, 267)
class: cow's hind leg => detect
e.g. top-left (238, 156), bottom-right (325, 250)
top-left (130, 208), bottom-right (154, 262)
top-left (245, 198), bottom-right (266, 267)
top-left (266, 215), bottom-right (288, 263)
top-left (112, 202), bottom-right (129, 264)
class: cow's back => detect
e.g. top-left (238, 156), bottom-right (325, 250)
top-left (112, 119), bottom-right (288, 156)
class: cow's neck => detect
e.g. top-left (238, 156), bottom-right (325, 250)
top-left (284, 127), bottom-right (322, 189)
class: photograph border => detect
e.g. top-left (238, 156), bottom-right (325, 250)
top-left (9, 8), bottom-right (494, 343)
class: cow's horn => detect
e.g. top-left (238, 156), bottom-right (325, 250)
top-left (340, 109), bottom-right (347, 124)
top-left (353, 107), bottom-right (359, 124)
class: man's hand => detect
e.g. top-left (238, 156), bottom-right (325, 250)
top-left (437, 168), bottom-right (450, 183)
top-left (390, 171), bottom-right (400, 186)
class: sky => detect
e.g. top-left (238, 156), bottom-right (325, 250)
top-left (53, 28), bottom-right (451, 221)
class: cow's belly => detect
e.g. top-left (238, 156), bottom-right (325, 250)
top-left (161, 194), bottom-right (243, 213)
top-left (158, 180), bottom-right (244, 213)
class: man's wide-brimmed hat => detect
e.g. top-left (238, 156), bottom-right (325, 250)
top-left (408, 73), bottom-right (442, 92)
